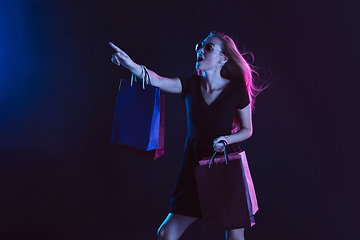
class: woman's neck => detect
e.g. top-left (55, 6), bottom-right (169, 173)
top-left (202, 69), bottom-right (229, 92)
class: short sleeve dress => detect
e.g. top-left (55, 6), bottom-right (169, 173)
top-left (169, 74), bottom-right (250, 218)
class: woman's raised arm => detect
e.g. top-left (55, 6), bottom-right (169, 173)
top-left (109, 42), bottom-right (182, 94)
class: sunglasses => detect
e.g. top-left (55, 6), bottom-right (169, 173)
top-left (195, 42), bottom-right (222, 54)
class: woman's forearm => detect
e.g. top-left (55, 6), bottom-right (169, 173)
top-left (225, 128), bottom-right (253, 145)
top-left (213, 106), bottom-right (253, 152)
top-left (126, 61), bottom-right (143, 78)
top-left (127, 62), bottom-right (181, 93)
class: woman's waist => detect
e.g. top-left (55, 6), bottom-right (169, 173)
top-left (187, 127), bottom-right (232, 140)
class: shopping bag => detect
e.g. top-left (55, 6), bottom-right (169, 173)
top-left (110, 70), bottom-right (164, 160)
top-left (195, 142), bottom-right (258, 232)
top-left (115, 94), bottom-right (165, 160)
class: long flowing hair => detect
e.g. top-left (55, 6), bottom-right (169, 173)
top-left (206, 31), bottom-right (264, 111)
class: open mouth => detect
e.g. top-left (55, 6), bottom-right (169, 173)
top-left (197, 56), bottom-right (204, 62)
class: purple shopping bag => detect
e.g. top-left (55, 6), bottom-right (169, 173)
top-left (111, 79), bottom-right (164, 159)
top-left (195, 143), bottom-right (258, 232)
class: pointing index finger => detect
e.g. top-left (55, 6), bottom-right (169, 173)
top-left (109, 42), bottom-right (123, 53)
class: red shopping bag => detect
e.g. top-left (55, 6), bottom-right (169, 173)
top-left (195, 142), bottom-right (258, 232)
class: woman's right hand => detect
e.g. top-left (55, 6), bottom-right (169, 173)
top-left (109, 42), bottom-right (134, 69)
top-left (109, 41), bottom-right (182, 94)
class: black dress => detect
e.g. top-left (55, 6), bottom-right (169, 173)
top-left (169, 74), bottom-right (250, 218)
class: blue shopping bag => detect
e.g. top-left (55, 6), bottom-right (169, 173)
top-left (111, 79), bottom-right (161, 151)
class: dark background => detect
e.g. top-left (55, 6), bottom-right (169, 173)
top-left (0, 0), bottom-right (359, 239)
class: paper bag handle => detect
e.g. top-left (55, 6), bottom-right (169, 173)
top-left (130, 65), bottom-right (151, 89)
top-left (208, 140), bottom-right (230, 168)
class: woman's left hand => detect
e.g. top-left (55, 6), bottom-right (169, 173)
top-left (213, 136), bottom-right (228, 152)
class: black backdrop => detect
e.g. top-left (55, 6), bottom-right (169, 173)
top-left (0, 0), bottom-right (359, 239)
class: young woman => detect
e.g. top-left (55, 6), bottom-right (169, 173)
top-left (110, 31), bottom-right (259, 240)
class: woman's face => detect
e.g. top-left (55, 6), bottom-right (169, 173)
top-left (195, 36), bottom-right (224, 71)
